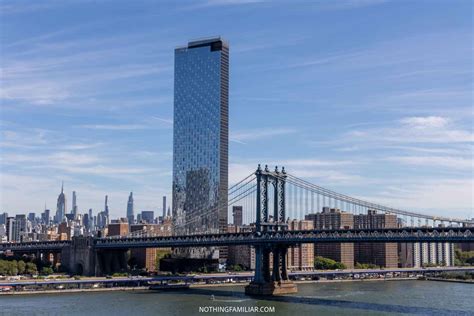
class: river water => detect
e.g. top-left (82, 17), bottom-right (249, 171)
top-left (1, 280), bottom-right (473, 315)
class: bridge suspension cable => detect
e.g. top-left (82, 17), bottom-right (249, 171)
top-left (279, 172), bottom-right (472, 225)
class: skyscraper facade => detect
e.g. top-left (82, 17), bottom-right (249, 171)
top-left (0, 212), bottom-right (8, 225)
top-left (162, 196), bottom-right (166, 220)
top-left (55, 183), bottom-right (66, 223)
top-left (172, 37), bottom-right (229, 237)
top-left (71, 191), bottom-right (78, 218)
top-left (127, 192), bottom-right (134, 224)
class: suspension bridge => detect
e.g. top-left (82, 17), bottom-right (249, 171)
top-left (1, 165), bottom-right (473, 295)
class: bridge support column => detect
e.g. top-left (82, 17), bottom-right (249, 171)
top-left (245, 244), bottom-right (297, 296)
top-left (245, 165), bottom-right (297, 296)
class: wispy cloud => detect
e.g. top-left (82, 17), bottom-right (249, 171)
top-left (400, 116), bottom-right (449, 129)
top-left (78, 124), bottom-right (153, 131)
top-left (387, 155), bottom-right (472, 170)
top-left (345, 115), bottom-right (473, 144)
top-left (358, 178), bottom-right (473, 218)
top-left (151, 116), bottom-right (173, 125)
top-left (231, 127), bottom-right (297, 144)
top-left (183, 0), bottom-right (267, 10)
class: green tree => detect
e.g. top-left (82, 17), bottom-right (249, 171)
top-left (454, 249), bottom-right (474, 266)
top-left (7, 260), bottom-right (19, 276)
top-left (314, 256), bottom-right (346, 270)
top-left (229, 264), bottom-right (243, 272)
top-left (17, 260), bottom-right (26, 275)
top-left (355, 263), bottom-right (380, 269)
top-left (41, 267), bottom-right (54, 275)
top-left (0, 260), bottom-right (7, 275)
top-left (25, 262), bottom-right (38, 275)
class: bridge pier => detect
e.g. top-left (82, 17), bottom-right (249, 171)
top-left (245, 165), bottom-right (297, 296)
top-left (245, 245), bottom-right (297, 296)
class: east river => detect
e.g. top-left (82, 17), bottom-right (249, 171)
top-left (1, 280), bottom-right (473, 315)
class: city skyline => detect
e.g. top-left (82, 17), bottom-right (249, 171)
top-left (1, 0), bottom-right (472, 219)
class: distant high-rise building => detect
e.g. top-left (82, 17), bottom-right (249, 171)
top-left (0, 212), bottom-right (8, 225)
top-left (141, 211), bottom-right (154, 224)
top-left (104, 195), bottom-right (109, 217)
top-left (10, 215), bottom-right (27, 242)
top-left (87, 209), bottom-right (93, 231)
top-left (6, 217), bottom-right (15, 241)
top-left (55, 182), bottom-right (67, 223)
top-left (96, 196), bottom-right (110, 229)
top-left (127, 192), bottom-right (134, 224)
top-left (71, 191), bottom-right (78, 218)
top-left (83, 213), bottom-right (90, 232)
top-left (172, 37), bottom-right (229, 239)
top-left (28, 212), bottom-right (36, 223)
top-left (41, 209), bottom-right (50, 226)
top-left (232, 206), bottom-right (243, 226)
top-left (162, 196), bottom-right (166, 220)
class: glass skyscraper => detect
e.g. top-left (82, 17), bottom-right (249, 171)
top-left (172, 37), bottom-right (229, 238)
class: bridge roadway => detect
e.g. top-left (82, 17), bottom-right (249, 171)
top-left (1, 227), bottom-right (473, 252)
top-left (1, 267), bottom-right (473, 288)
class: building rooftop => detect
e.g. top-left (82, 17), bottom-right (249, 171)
top-left (175, 36), bottom-right (228, 51)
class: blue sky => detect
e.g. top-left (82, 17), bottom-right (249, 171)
top-left (0, 0), bottom-right (472, 220)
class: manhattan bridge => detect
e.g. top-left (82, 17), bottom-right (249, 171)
top-left (1, 165), bottom-right (473, 295)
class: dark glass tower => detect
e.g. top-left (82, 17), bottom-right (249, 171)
top-left (127, 192), bottom-right (134, 224)
top-left (172, 37), bottom-right (229, 238)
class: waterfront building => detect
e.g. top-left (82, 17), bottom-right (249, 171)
top-left (0, 224), bottom-right (6, 242)
top-left (232, 206), bottom-right (243, 226)
top-left (399, 242), bottom-right (454, 267)
top-left (353, 210), bottom-right (398, 268)
top-left (287, 219), bottom-right (315, 271)
top-left (227, 224), bottom-right (255, 270)
top-left (55, 183), bottom-right (67, 223)
top-left (130, 223), bottom-right (172, 271)
top-left (127, 192), bottom-right (134, 224)
top-left (305, 208), bottom-right (354, 269)
top-left (172, 37), bottom-right (229, 242)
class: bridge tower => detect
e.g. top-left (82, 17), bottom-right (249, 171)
top-left (245, 165), bottom-right (298, 296)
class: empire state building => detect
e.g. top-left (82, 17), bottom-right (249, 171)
top-left (55, 183), bottom-right (66, 223)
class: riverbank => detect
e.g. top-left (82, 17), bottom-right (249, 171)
top-left (0, 276), bottom-right (419, 295)
top-left (425, 277), bottom-right (474, 284)
top-left (0, 286), bottom-right (149, 295)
